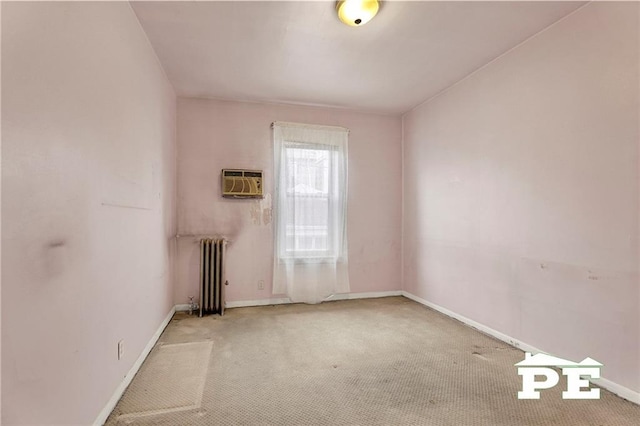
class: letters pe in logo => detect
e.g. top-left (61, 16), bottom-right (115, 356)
top-left (515, 352), bottom-right (602, 400)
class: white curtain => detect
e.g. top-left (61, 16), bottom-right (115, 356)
top-left (272, 121), bottom-right (349, 304)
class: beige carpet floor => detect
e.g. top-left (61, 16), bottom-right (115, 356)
top-left (106, 297), bottom-right (640, 425)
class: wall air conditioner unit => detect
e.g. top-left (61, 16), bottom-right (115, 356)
top-left (221, 169), bottom-right (263, 198)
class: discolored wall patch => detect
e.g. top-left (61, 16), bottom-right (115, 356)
top-left (249, 193), bottom-right (272, 226)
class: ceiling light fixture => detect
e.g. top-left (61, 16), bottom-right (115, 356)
top-left (336, 0), bottom-right (380, 27)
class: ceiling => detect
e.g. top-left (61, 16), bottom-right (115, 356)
top-left (131, 1), bottom-right (584, 115)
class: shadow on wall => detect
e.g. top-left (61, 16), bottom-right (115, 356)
top-left (176, 193), bottom-right (274, 304)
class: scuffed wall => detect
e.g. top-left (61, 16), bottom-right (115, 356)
top-left (403, 2), bottom-right (639, 392)
top-left (176, 98), bottom-right (402, 304)
top-left (1, 2), bottom-right (177, 424)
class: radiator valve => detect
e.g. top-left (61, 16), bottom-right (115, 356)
top-left (188, 296), bottom-right (199, 315)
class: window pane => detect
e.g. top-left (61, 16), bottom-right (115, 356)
top-left (284, 146), bottom-right (331, 254)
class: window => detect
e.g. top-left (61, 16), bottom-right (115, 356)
top-left (272, 121), bottom-right (349, 303)
top-left (282, 143), bottom-right (335, 258)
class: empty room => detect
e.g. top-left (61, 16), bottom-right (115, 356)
top-left (2, 0), bottom-right (639, 425)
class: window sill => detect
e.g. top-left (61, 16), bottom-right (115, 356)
top-left (277, 256), bottom-right (338, 264)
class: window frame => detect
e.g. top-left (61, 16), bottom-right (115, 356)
top-left (279, 141), bottom-right (339, 261)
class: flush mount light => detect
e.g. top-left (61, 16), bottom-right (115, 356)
top-left (336, 0), bottom-right (380, 27)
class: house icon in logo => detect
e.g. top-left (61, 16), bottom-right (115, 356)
top-left (515, 352), bottom-right (603, 399)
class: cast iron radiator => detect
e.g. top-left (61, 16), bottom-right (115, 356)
top-left (199, 238), bottom-right (227, 316)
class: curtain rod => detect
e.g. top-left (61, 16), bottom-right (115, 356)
top-left (271, 121), bottom-right (350, 133)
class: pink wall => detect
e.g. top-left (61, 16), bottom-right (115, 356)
top-left (403, 2), bottom-right (639, 393)
top-left (2, 2), bottom-right (176, 424)
top-left (176, 98), bottom-right (402, 305)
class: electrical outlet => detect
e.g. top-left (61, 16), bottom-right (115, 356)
top-left (258, 280), bottom-right (265, 290)
top-left (118, 340), bottom-right (124, 360)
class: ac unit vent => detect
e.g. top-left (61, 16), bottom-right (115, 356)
top-left (221, 169), bottom-right (263, 198)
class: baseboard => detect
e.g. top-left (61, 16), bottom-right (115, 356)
top-left (93, 306), bottom-right (176, 426)
top-left (225, 297), bottom-right (292, 308)
top-left (175, 304), bottom-right (191, 312)
top-left (596, 377), bottom-right (640, 405)
top-left (401, 291), bottom-right (529, 350)
top-left (401, 291), bottom-right (640, 405)
top-left (224, 290), bottom-right (402, 309)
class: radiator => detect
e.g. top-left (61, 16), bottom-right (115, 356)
top-left (199, 238), bottom-right (227, 317)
